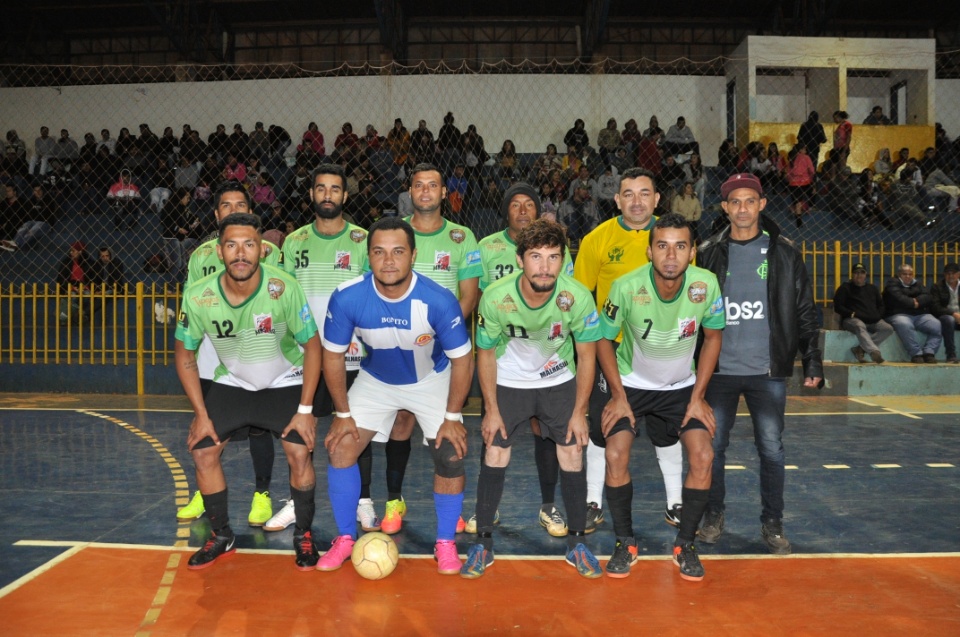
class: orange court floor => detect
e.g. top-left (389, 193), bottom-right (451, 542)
top-left (0, 392), bottom-right (957, 636)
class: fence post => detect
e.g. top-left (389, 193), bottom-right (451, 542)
top-left (833, 240), bottom-right (842, 301)
top-left (136, 282), bottom-right (145, 395)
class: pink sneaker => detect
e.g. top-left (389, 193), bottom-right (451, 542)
top-left (316, 535), bottom-right (355, 572)
top-left (434, 540), bottom-right (461, 575)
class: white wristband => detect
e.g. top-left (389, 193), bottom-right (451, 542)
top-left (444, 411), bottom-right (462, 421)
top-left (297, 404), bottom-right (313, 414)
top-left (335, 411), bottom-right (352, 419)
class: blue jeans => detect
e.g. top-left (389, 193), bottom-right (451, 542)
top-left (887, 313), bottom-right (943, 357)
top-left (939, 314), bottom-right (958, 358)
top-left (705, 374), bottom-right (786, 522)
top-left (14, 220), bottom-right (50, 249)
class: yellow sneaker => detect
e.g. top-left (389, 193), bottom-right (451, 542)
top-left (177, 490), bottom-right (205, 521)
top-left (248, 491), bottom-right (273, 527)
top-left (381, 497), bottom-right (407, 534)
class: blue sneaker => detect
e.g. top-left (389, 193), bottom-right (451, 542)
top-left (460, 543), bottom-right (494, 579)
top-left (565, 543), bottom-right (603, 579)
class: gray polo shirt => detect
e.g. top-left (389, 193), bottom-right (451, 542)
top-left (717, 232), bottom-right (772, 376)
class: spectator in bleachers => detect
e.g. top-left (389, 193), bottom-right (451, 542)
top-left (115, 127), bottom-right (135, 159)
top-left (610, 145), bottom-right (633, 175)
top-left (533, 144), bottom-right (562, 184)
top-left (584, 145), bottom-right (606, 178)
top-left (874, 147), bottom-right (893, 177)
top-left (445, 163), bottom-right (468, 215)
top-left (296, 143), bottom-right (322, 172)
top-left (636, 130), bottom-right (662, 176)
top-left (683, 151), bottom-right (705, 204)
top-left (180, 124), bottom-right (193, 145)
top-left (663, 116), bottom-right (699, 158)
top-left (334, 122), bottom-right (360, 164)
top-left (568, 165), bottom-right (597, 200)
top-left (138, 124), bottom-right (159, 160)
top-left (346, 179), bottom-right (379, 229)
top-left (1, 184), bottom-right (58, 252)
top-left (227, 123), bottom-right (249, 163)
top-left (858, 169), bottom-right (891, 229)
top-left (830, 166), bottom-right (876, 229)
top-left (174, 153), bottom-right (199, 192)
top-left (286, 164), bottom-right (311, 204)
top-left (30, 126), bottom-right (57, 176)
top-left (862, 106), bottom-right (892, 126)
top-left (832, 111), bottom-right (852, 168)
top-left (157, 127), bottom-right (176, 165)
top-left (410, 119), bottom-right (435, 166)
top-left (298, 122), bottom-right (325, 158)
top-left (79, 133), bottom-right (99, 165)
top-left (767, 143), bottom-right (787, 189)
top-left (75, 161), bottom-right (100, 213)
top-left (56, 241), bottom-right (97, 323)
top-left (641, 115), bottom-right (663, 139)
top-left (546, 168), bottom-right (568, 205)
top-left (42, 160), bottom-right (73, 198)
top-left (437, 112), bottom-right (462, 172)
top-left (833, 262), bottom-right (892, 364)
top-left (123, 143), bottom-right (151, 179)
top-left (934, 123), bottom-right (956, 172)
top-left (749, 145), bottom-right (775, 187)
top-left (931, 262), bottom-right (960, 364)
top-left (883, 263), bottom-right (943, 363)
top-left (918, 146), bottom-right (959, 211)
top-left (717, 138), bottom-right (738, 175)
top-left (180, 130), bottom-right (207, 164)
top-left (160, 188), bottom-right (202, 275)
top-left (149, 156), bottom-right (175, 212)
top-left (363, 124), bottom-right (385, 152)
top-left (52, 128), bottom-right (80, 170)
top-left (891, 147), bottom-right (910, 174)
top-left (92, 245), bottom-right (125, 293)
top-left (558, 182), bottom-right (599, 244)
top-left (596, 165), bottom-right (619, 222)
top-left (396, 176), bottom-right (413, 217)
top-left (262, 199), bottom-right (287, 231)
top-left (597, 118), bottom-right (622, 165)
top-left (208, 123), bottom-right (230, 160)
top-left (252, 172), bottom-right (277, 214)
top-left (268, 124), bottom-right (292, 158)
top-left (887, 167), bottom-right (932, 227)
top-left (659, 154), bottom-right (686, 208)
top-left (461, 124), bottom-right (488, 181)
top-left (1, 184), bottom-right (26, 241)
top-left (496, 139), bottom-right (518, 180)
top-left (561, 144), bottom-right (582, 179)
top-left (248, 122), bottom-right (269, 162)
top-left (222, 153), bottom-right (246, 184)
top-left (97, 129), bottom-right (116, 155)
top-left (1, 146), bottom-right (28, 179)
top-left (671, 180), bottom-right (702, 242)
top-left (621, 119), bottom-right (642, 158)
top-left (92, 145), bottom-right (119, 192)
top-left (564, 118), bottom-right (589, 154)
top-left (107, 169), bottom-right (142, 228)
top-left (539, 181), bottom-right (560, 219)
top-left (5, 130), bottom-right (27, 160)
top-left (797, 111), bottom-right (827, 170)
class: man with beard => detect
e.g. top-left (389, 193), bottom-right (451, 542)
top-left (318, 216), bottom-right (474, 574)
top-left (175, 182), bottom-right (285, 527)
top-left (597, 213), bottom-right (724, 581)
top-left (275, 164), bottom-right (379, 534)
top-left (461, 219), bottom-right (603, 580)
top-left (175, 213), bottom-right (321, 571)
top-left (372, 163), bottom-right (481, 536)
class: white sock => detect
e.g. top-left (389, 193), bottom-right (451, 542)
top-left (656, 442), bottom-right (683, 507)
top-left (586, 439), bottom-right (606, 505)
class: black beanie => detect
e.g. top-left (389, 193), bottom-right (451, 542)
top-left (499, 182), bottom-right (542, 219)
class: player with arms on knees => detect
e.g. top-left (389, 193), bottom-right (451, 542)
top-left (175, 213), bottom-right (321, 570)
top-left (462, 218), bottom-right (603, 579)
top-left (318, 216), bottom-right (475, 574)
top-left (598, 213), bottom-right (724, 581)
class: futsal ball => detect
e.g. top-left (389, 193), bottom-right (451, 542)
top-left (351, 532), bottom-right (399, 580)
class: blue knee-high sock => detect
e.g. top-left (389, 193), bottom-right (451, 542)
top-left (327, 464), bottom-right (360, 539)
top-left (434, 492), bottom-right (464, 541)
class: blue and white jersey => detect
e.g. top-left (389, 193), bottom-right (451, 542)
top-left (324, 271), bottom-right (472, 385)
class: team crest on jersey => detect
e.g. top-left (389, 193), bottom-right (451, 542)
top-left (584, 310), bottom-right (600, 329)
top-left (350, 229), bottom-right (367, 243)
top-left (449, 229), bottom-right (466, 244)
top-left (267, 278), bottom-right (285, 299)
top-left (687, 281), bottom-right (708, 304)
top-left (254, 313), bottom-right (275, 334)
top-left (709, 296), bottom-right (724, 316)
top-left (555, 291), bottom-right (575, 312)
top-left (415, 333), bottom-right (434, 346)
top-left (632, 285), bottom-right (652, 305)
top-left (678, 317), bottom-right (697, 340)
top-left (547, 322), bottom-right (563, 340)
top-left (496, 294), bottom-right (518, 313)
top-left (608, 246), bottom-right (624, 263)
top-left (466, 250), bottom-right (481, 266)
top-left (335, 251), bottom-right (351, 270)
top-left (201, 288), bottom-right (215, 297)
top-left (263, 245), bottom-right (274, 258)
top-left (434, 251), bottom-right (451, 271)
top-left (288, 231), bottom-right (308, 243)
top-left (346, 341), bottom-right (362, 363)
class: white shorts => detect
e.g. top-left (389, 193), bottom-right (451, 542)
top-left (349, 367), bottom-right (457, 443)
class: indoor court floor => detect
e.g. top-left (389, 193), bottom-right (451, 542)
top-left (0, 392), bottom-right (957, 636)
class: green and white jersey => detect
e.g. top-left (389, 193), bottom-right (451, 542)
top-left (478, 229), bottom-right (573, 291)
top-left (477, 272), bottom-right (601, 388)
top-left (187, 237), bottom-right (282, 283)
top-left (186, 235), bottom-right (283, 379)
top-left (282, 221), bottom-right (369, 370)
top-left (404, 217), bottom-right (482, 297)
top-left (600, 263), bottom-right (724, 391)
top-left (176, 264), bottom-right (318, 391)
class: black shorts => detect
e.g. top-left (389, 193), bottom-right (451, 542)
top-left (490, 379), bottom-right (577, 448)
top-left (193, 383), bottom-right (306, 450)
top-left (313, 370), bottom-right (360, 417)
top-left (590, 383), bottom-right (707, 447)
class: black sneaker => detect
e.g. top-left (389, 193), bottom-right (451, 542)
top-left (699, 510), bottom-right (724, 544)
top-left (673, 542), bottom-right (705, 581)
top-left (850, 346), bottom-right (866, 363)
top-left (605, 537), bottom-right (637, 578)
top-left (294, 530), bottom-right (320, 571)
top-left (664, 504), bottom-right (682, 527)
top-left (761, 518), bottom-right (792, 555)
top-left (188, 530), bottom-right (236, 570)
top-left (584, 502), bottom-right (604, 534)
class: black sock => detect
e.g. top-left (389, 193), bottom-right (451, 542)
top-left (534, 435), bottom-right (559, 505)
top-left (605, 482), bottom-right (634, 539)
top-left (291, 484), bottom-right (316, 535)
top-left (358, 442), bottom-right (373, 500)
top-left (202, 489), bottom-right (231, 535)
top-left (475, 464), bottom-right (506, 534)
top-left (385, 438), bottom-right (412, 500)
top-left (478, 531), bottom-right (493, 552)
top-left (248, 428), bottom-right (274, 493)
top-left (677, 486), bottom-right (709, 545)
top-left (559, 468), bottom-right (587, 534)
top-left (567, 530), bottom-right (585, 552)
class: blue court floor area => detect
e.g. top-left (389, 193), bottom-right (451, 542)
top-left (1, 394), bottom-right (958, 589)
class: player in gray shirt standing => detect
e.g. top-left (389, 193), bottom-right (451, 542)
top-left (695, 173), bottom-right (822, 554)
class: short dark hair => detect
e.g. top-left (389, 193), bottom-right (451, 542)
top-left (311, 163), bottom-right (347, 189)
top-left (368, 216), bottom-right (416, 252)
top-left (218, 212), bottom-right (261, 240)
top-left (515, 218), bottom-right (567, 260)
top-left (619, 167), bottom-right (657, 189)
top-left (944, 262), bottom-right (959, 275)
top-left (649, 212), bottom-right (693, 244)
top-left (409, 162), bottom-right (442, 183)
top-left (213, 180), bottom-right (251, 208)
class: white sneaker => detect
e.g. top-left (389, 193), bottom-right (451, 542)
top-left (263, 499), bottom-right (295, 532)
top-left (356, 497), bottom-right (382, 532)
top-left (0, 241), bottom-right (16, 252)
